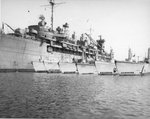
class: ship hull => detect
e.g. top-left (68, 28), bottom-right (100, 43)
top-left (44, 62), bottom-right (61, 73)
top-left (143, 63), bottom-right (150, 75)
top-left (115, 61), bottom-right (144, 76)
top-left (32, 61), bottom-right (47, 72)
top-left (59, 62), bottom-right (77, 73)
top-left (0, 34), bottom-right (38, 72)
top-left (0, 34), bottom-right (81, 72)
top-left (95, 61), bottom-right (116, 75)
top-left (76, 63), bottom-right (97, 74)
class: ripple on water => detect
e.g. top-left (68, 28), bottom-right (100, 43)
top-left (0, 73), bottom-right (150, 119)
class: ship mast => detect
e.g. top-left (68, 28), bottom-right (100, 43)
top-left (50, 0), bottom-right (54, 30)
top-left (42, 0), bottom-right (65, 31)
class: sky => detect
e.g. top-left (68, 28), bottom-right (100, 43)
top-left (1, 0), bottom-right (150, 61)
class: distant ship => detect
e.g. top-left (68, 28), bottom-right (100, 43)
top-left (115, 61), bottom-right (144, 76)
top-left (115, 48), bottom-right (145, 76)
top-left (0, 0), bottom-right (115, 74)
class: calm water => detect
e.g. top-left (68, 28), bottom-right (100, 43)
top-left (0, 73), bottom-right (150, 119)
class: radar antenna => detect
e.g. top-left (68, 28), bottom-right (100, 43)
top-left (41, 0), bottom-right (65, 30)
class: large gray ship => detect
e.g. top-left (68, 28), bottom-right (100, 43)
top-left (0, 0), bottom-right (114, 74)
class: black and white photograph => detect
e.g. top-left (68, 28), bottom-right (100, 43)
top-left (0, 0), bottom-right (150, 118)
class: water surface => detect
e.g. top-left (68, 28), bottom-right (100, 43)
top-left (0, 73), bottom-right (150, 119)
